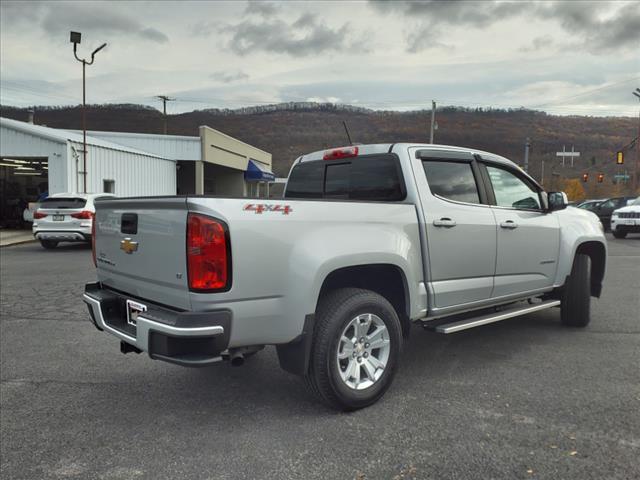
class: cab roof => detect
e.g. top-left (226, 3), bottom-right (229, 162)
top-left (297, 143), bottom-right (518, 169)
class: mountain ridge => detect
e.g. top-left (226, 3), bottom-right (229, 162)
top-left (1, 103), bottom-right (637, 196)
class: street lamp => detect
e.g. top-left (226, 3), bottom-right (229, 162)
top-left (70, 31), bottom-right (107, 193)
top-left (633, 88), bottom-right (640, 192)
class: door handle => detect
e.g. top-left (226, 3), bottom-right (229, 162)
top-left (500, 220), bottom-right (518, 229)
top-left (433, 218), bottom-right (457, 228)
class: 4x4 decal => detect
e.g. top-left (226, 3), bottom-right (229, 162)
top-left (243, 204), bottom-right (293, 215)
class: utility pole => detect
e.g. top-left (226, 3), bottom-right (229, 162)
top-left (157, 95), bottom-right (175, 135)
top-left (429, 100), bottom-right (436, 143)
top-left (524, 137), bottom-right (530, 173)
top-left (70, 31), bottom-right (107, 193)
top-left (541, 159), bottom-right (545, 185)
top-left (633, 88), bottom-right (640, 192)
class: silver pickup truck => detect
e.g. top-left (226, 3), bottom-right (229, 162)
top-left (84, 143), bottom-right (607, 410)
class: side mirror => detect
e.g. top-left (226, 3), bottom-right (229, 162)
top-left (547, 191), bottom-right (568, 212)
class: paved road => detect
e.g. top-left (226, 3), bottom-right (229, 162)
top-left (1, 236), bottom-right (639, 480)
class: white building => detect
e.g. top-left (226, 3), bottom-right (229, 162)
top-left (0, 117), bottom-right (176, 198)
top-left (84, 126), bottom-right (274, 197)
top-left (0, 117), bottom-right (274, 226)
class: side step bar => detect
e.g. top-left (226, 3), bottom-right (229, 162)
top-left (430, 300), bottom-right (561, 334)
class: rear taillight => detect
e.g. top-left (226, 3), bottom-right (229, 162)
top-left (186, 213), bottom-right (230, 291)
top-left (91, 214), bottom-right (97, 267)
top-left (71, 210), bottom-right (93, 219)
top-left (323, 146), bottom-right (359, 160)
top-left (33, 210), bottom-right (47, 219)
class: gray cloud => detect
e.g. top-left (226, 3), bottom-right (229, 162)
top-left (369, 0), bottom-right (639, 54)
top-left (245, 1), bottom-right (281, 17)
top-left (210, 70), bottom-right (249, 83)
top-left (519, 35), bottom-right (554, 53)
top-left (371, 0), bottom-right (529, 28)
top-left (536, 1), bottom-right (640, 53)
top-left (222, 13), bottom-right (365, 57)
top-left (370, 0), bottom-right (531, 52)
top-left (2, 1), bottom-right (168, 43)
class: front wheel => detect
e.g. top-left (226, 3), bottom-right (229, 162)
top-left (560, 253), bottom-right (591, 327)
top-left (305, 288), bottom-right (402, 411)
top-left (612, 229), bottom-right (627, 239)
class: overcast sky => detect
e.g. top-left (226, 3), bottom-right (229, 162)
top-left (1, 0), bottom-right (639, 116)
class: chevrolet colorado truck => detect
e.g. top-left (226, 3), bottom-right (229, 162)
top-left (83, 143), bottom-right (607, 410)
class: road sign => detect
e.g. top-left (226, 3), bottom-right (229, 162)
top-left (556, 145), bottom-right (580, 167)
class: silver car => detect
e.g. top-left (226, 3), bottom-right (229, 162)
top-left (32, 193), bottom-right (115, 249)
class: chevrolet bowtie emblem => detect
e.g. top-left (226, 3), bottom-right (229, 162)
top-left (120, 238), bottom-right (138, 254)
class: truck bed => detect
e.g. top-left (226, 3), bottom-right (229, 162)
top-left (94, 196), bottom-right (423, 346)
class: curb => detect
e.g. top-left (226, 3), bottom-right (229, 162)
top-left (0, 239), bottom-right (36, 248)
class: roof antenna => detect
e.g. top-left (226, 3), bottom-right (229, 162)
top-left (342, 120), bottom-right (353, 145)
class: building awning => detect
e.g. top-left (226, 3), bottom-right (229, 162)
top-left (244, 159), bottom-right (275, 182)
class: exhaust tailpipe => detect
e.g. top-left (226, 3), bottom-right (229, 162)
top-left (120, 341), bottom-right (142, 355)
top-left (230, 351), bottom-right (245, 367)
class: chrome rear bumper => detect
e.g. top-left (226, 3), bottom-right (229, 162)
top-left (83, 282), bottom-right (231, 367)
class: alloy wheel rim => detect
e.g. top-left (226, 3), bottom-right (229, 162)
top-left (336, 313), bottom-right (391, 390)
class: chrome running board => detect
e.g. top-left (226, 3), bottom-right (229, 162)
top-left (431, 300), bottom-right (561, 334)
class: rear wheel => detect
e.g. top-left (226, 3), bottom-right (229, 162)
top-left (560, 253), bottom-right (591, 327)
top-left (305, 288), bottom-right (402, 411)
top-left (612, 229), bottom-right (627, 239)
top-left (40, 240), bottom-right (58, 249)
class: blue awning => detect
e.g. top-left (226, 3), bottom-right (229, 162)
top-left (245, 159), bottom-right (275, 182)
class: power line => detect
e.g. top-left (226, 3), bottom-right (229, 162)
top-left (528, 76), bottom-right (640, 109)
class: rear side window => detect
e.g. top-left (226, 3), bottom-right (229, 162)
top-left (40, 197), bottom-right (87, 209)
top-left (285, 154), bottom-right (406, 201)
top-left (422, 161), bottom-right (480, 204)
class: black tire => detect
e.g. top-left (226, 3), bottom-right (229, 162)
top-left (40, 240), bottom-right (58, 249)
top-left (304, 288), bottom-right (403, 411)
top-left (612, 229), bottom-right (627, 239)
top-left (560, 253), bottom-right (591, 327)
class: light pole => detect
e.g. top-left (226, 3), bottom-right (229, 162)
top-left (70, 31), bottom-right (107, 193)
top-left (633, 88), bottom-right (640, 192)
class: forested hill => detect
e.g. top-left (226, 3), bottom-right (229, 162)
top-left (1, 103), bottom-right (636, 190)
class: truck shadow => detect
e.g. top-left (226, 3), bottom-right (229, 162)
top-left (76, 309), bottom-right (573, 426)
top-left (133, 309), bottom-right (568, 417)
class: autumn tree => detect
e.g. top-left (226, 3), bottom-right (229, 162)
top-left (562, 178), bottom-right (587, 201)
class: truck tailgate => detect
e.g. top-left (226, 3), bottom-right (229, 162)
top-left (94, 197), bottom-right (191, 310)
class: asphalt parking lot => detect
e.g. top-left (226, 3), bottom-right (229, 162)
top-left (1, 235), bottom-right (639, 480)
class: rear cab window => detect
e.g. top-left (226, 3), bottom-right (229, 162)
top-left (39, 197), bottom-right (87, 209)
top-left (285, 154), bottom-right (406, 201)
top-left (421, 160), bottom-right (480, 204)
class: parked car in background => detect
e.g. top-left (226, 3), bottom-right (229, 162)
top-left (32, 193), bottom-right (115, 249)
top-left (610, 197), bottom-right (640, 239)
top-left (22, 202), bottom-right (37, 223)
top-left (593, 196), bottom-right (637, 231)
top-left (576, 199), bottom-right (604, 211)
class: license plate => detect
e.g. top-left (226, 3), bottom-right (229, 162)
top-left (53, 215), bottom-right (64, 221)
top-left (621, 219), bottom-right (636, 225)
top-left (126, 299), bottom-right (147, 327)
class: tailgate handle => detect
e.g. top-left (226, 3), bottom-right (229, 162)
top-left (121, 213), bottom-right (138, 235)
